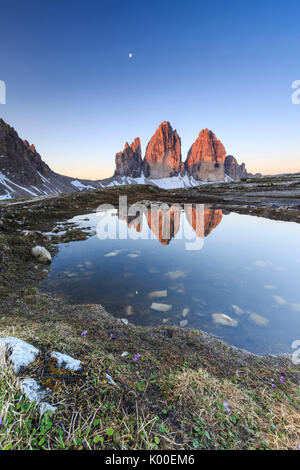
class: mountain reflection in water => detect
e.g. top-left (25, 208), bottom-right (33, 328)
top-left (118, 203), bottom-right (223, 245)
top-left (43, 202), bottom-right (300, 355)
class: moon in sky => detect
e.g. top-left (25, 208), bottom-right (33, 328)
top-left (129, 52), bottom-right (133, 59)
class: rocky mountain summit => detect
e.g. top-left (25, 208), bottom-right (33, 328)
top-left (0, 118), bottom-right (102, 199)
top-left (115, 138), bottom-right (142, 178)
top-left (143, 121), bottom-right (183, 179)
top-left (0, 117), bottom-right (258, 200)
top-left (0, 119), bottom-right (52, 187)
top-left (224, 155), bottom-right (261, 180)
top-left (185, 129), bottom-right (226, 181)
top-left (116, 123), bottom-right (241, 183)
top-left (225, 155), bottom-right (248, 180)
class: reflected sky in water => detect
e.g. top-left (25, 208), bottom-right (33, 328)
top-left (43, 204), bottom-right (300, 355)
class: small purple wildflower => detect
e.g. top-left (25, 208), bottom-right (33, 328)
top-left (0, 417), bottom-right (2, 425)
top-left (81, 330), bottom-right (88, 336)
top-left (133, 353), bottom-right (140, 361)
top-left (271, 382), bottom-right (275, 388)
top-left (223, 401), bottom-right (231, 413)
top-left (110, 333), bottom-right (115, 339)
top-left (280, 376), bottom-right (285, 384)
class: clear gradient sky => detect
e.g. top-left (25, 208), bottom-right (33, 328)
top-left (1, 0), bottom-right (300, 179)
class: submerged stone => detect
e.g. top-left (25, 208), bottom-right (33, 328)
top-left (212, 313), bottom-right (238, 327)
top-left (150, 303), bottom-right (172, 312)
top-left (182, 308), bottom-right (189, 317)
top-left (148, 290), bottom-right (167, 298)
top-left (248, 313), bottom-right (269, 327)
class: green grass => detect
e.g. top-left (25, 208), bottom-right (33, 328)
top-left (0, 185), bottom-right (299, 450)
top-left (0, 302), bottom-right (299, 450)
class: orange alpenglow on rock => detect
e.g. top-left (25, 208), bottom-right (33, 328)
top-left (185, 206), bottom-right (223, 238)
top-left (146, 205), bottom-right (181, 245)
top-left (143, 121), bottom-right (182, 179)
top-left (114, 137), bottom-right (142, 178)
top-left (185, 129), bottom-right (226, 181)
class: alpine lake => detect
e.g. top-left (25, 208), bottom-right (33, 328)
top-left (43, 201), bottom-right (300, 356)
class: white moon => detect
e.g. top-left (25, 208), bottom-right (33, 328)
top-left (129, 52), bottom-right (133, 59)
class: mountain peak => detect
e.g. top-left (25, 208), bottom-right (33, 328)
top-left (186, 129), bottom-right (226, 181)
top-left (143, 121), bottom-right (182, 179)
top-left (0, 118), bottom-right (52, 187)
top-left (115, 138), bottom-right (142, 178)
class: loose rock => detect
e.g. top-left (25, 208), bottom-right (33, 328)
top-left (32, 245), bottom-right (52, 263)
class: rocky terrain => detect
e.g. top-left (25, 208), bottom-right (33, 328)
top-left (0, 118), bottom-right (257, 200)
top-left (114, 138), bottom-right (142, 178)
top-left (116, 122), bottom-right (253, 183)
top-left (185, 128), bottom-right (226, 181)
top-left (225, 155), bottom-right (248, 180)
top-left (0, 118), bottom-right (103, 199)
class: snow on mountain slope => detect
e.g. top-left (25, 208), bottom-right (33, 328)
top-left (100, 173), bottom-right (211, 189)
top-left (0, 117), bottom-right (231, 201)
top-left (0, 171), bottom-right (38, 199)
top-left (0, 171), bottom-right (225, 201)
top-left (0, 170), bottom-right (101, 200)
top-left (149, 174), bottom-right (200, 189)
top-left (71, 180), bottom-right (98, 191)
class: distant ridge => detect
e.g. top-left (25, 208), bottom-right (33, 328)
top-left (0, 118), bottom-right (254, 200)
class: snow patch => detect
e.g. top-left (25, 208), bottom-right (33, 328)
top-left (71, 180), bottom-right (95, 191)
top-left (0, 171), bottom-right (38, 196)
top-left (149, 174), bottom-right (200, 189)
top-left (32, 246), bottom-right (52, 263)
top-left (0, 190), bottom-right (11, 200)
top-left (37, 171), bottom-right (50, 184)
top-left (50, 351), bottom-right (82, 371)
top-left (104, 173), bottom-right (212, 189)
top-left (20, 378), bottom-right (56, 415)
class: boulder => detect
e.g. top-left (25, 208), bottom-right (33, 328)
top-left (32, 246), bottom-right (52, 263)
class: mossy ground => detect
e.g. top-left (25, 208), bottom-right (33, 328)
top-left (0, 185), bottom-right (299, 450)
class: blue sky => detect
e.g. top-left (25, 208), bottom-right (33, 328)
top-left (0, 0), bottom-right (300, 178)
